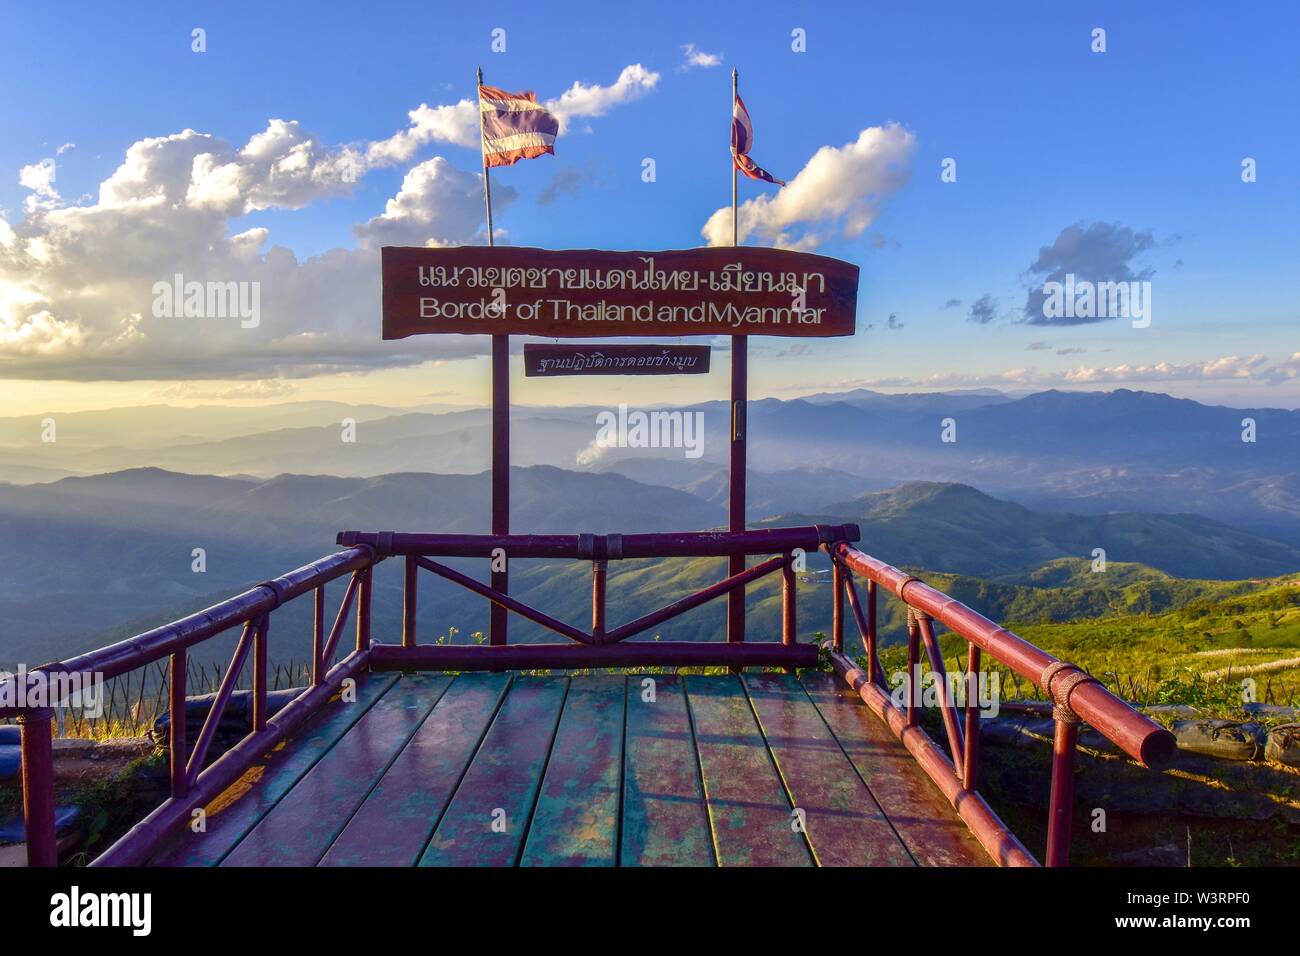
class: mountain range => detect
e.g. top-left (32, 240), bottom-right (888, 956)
top-left (3, 388), bottom-right (1296, 542)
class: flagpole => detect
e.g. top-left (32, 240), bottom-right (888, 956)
top-left (478, 65), bottom-right (508, 651)
top-left (728, 66), bottom-right (746, 652)
top-left (478, 66), bottom-right (495, 248)
top-left (731, 67), bottom-right (738, 245)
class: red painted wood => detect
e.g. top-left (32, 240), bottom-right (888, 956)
top-left (744, 673), bottom-right (912, 866)
top-left (402, 555), bottom-right (417, 648)
top-left (18, 709), bottom-right (56, 867)
top-left (799, 671), bottom-right (990, 867)
top-left (523, 343), bottom-right (710, 376)
top-left (781, 553), bottom-right (796, 647)
top-left (603, 554), bottom-right (782, 643)
top-left (519, 675), bottom-right (625, 866)
top-left (320, 673), bottom-right (511, 866)
top-left (337, 525), bottom-right (860, 560)
top-left (168, 650), bottom-right (187, 799)
top-left (186, 621), bottom-right (254, 787)
top-left (252, 615), bottom-right (268, 734)
top-left (834, 544), bottom-right (1175, 768)
top-left (621, 674), bottom-right (713, 866)
top-left (222, 674), bottom-right (452, 866)
top-left (826, 654), bottom-right (1035, 866)
top-left (370, 640), bottom-right (817, 672)
top-left (415, 555), bottom-right (591, 644)
top-left (685, 676), bottom-right (809, 866)
top-left (419, 677), bottom-right (568, 866)
top-left (490, 332), bottom-right (509, 648)
top-left (381, 246), bottom-right (860, 339)
top-left (49, 547), bottom-right (375, 684)
top-left (727, 335), bottom-right (747, 647)
top-left (1046, 719), bottom-right (1080, 867)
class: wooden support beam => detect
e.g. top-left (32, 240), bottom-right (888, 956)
top-left (727, 335), bottom-right (746, 649)
top-left (491, 332), bottom-right (509, 648)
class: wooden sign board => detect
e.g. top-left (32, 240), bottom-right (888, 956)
top-left (381, 246), bottom-right (859, 339)
top-left (523, 344), bottom-right (710, 377)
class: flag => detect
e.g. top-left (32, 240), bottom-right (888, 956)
top-left (478, 84), bottom-right (559, 168)
top-left (731, 94), bottom-right (785, 186)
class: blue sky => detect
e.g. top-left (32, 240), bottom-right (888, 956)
top-left (1, 0), bottom-right (1297, 413)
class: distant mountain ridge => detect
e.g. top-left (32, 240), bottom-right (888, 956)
top-left (2, 389), bottom-right (1297, 541)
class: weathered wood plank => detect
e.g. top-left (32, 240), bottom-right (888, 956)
top-left (419, 677), bottom-right (568, 867)
top-left (685, 675), bottom-right (810, 866)
top-left (620, 674), bottom-right (713, 867)
top-left (745, 672), bottom-right (913, 866)
top-left (320, 672), bottom-right (512, 866)
top-left (800, 671), bottom-right (990, 866)
top-left (221, 674), bottom-right (451, 866)
top-left (149, 672), bottom-right (398, 866)
top-left (519, 674), bottom-right (625, 867)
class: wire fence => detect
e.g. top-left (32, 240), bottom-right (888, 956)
top-left (1, 658), bottom-right (313, 740)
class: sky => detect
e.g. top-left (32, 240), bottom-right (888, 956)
top-left (1, 0), bottom-right (1297, 416)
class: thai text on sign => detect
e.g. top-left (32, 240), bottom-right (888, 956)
top-left (523, 344), bottom-right (711, 377)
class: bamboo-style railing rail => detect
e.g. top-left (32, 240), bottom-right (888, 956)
top-left (825, 542), bottom-right (1177, 867)
top-left (0, 524), bottom-right (1175, 868)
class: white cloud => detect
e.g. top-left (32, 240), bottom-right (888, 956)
top-left (365, 101), bottom-right (481, 164)
top-left (353, 157), bottom-right (514, 249)
top-left (701, 123), bottom-right (916, 249)
top-left (546, 64), bottom-right (660, 133)
top-left (1063, 354), bottom-right (1273, 384)
top-left (153, 379), bottom-right (297, 401)
top-left (680, 43), bottom-right (722, 70)
top-left (1, 66), bottom-right (658, 381)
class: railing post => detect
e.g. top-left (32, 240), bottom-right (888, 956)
top-left (1046, 717), bottom-right (1080, 866)
top-left (403, 555), bottom-right (418, 649)
top-left (831, 559), bottom-right (844, 655)
top-left (591, 559), bottom-right (607, 644)
top-left (866, 579), bottom-right (879, 685)
top-left (1042, 660), bottom-right (1093, 866)
top-left (781, 551), bottom-right (796, 647)
top-left (252, 614), bottom-right (269, 734)
top-left (963, 643), bottom-right (981, 792)
top-left (19, 707), bottom-right (57, 867)
top-left (356, 565), bottom-right (372, 653)
top-left (169, 649), bottom-right (188, 799)
top-left (312, 584), bottom-right (325, 686)
top-left (905, 608), bottom-right (920, 728)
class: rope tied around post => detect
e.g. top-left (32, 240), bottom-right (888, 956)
top-left (1039, 660), bottom-right (1099, 724)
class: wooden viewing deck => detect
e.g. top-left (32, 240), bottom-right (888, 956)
top-left (150, 670), bottom-right (987, 867)
top-left (2, 525), bottom-right (1176, 867)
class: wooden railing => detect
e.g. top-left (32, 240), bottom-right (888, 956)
top-left (337, 525), bottom-right (858, 671)
top-left (0, 523), bottom-right (1175, 868)
top-left (825, 542), bottom-right (1177, 867)
top-left (0, 546), bottom-right (379, 868)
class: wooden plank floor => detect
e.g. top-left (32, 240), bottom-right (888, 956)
top-left (151, 670), bottom-right (990, 867)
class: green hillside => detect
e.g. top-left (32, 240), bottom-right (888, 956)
top-left (775, 481), bottom-right (1300, 580)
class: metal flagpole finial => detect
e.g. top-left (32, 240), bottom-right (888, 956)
top-left (477, 65), bottom-right (483, 86)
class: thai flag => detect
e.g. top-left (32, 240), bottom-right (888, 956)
top-left (478, 84), bottom-right (559, 168)
top-left (731, 95), bottom-right (785, 186)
